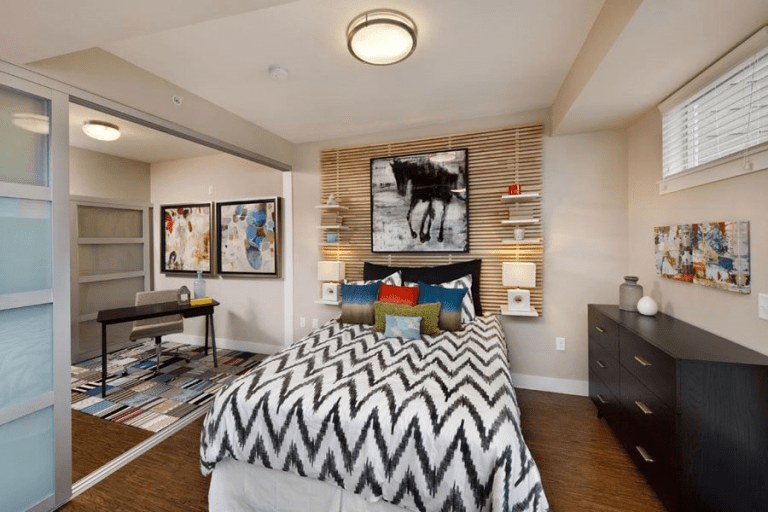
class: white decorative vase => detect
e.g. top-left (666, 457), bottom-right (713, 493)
top-left (637, 296), bottom-right (658, 316)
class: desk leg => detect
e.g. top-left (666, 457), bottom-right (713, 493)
top-left (210, 313), bottom-right (218, 367)
top-left (101, 323), bottom-right (108, 398)
top-left (205, 314), bottom-right (210, 356)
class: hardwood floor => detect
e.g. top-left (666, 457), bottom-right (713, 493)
top-left (61, 389), bottom-right (666, 511)
top-left (71, 411), bottom-right (153, 482)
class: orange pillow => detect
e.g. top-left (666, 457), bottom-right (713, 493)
top-left (379, 283), bottom-right (419, 306)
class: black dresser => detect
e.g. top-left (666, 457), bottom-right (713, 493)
top-left (588, 304), bottom-right (768, 512)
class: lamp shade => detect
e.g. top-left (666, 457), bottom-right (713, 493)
top-left (318, 261), bottom-right (345, 281)
top-left (502, 262), bottom-right (536, 288)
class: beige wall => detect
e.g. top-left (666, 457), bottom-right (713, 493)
top-left (69, 146), bottom-right (151, 201)
top-left (291, 110), bottom-right (629, 392)
top-left (627, 109), bottom-right (768, 356)
top-left (151, 153), bottom-right (286, 353)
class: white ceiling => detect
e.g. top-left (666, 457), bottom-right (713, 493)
top-left (2, 0), bottom-right (767, 145)
top-left (69, 103), bottom-right (217, 163)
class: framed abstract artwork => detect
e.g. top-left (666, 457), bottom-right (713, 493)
top-left (371, 149), bottom-right (468, 253)
top-left (160, 203), bottom-right (212, 274)
top-left (216, 197), bottom-right (280, 276)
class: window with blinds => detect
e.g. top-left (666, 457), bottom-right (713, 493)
top-left (662, 38), bottom-right (768, 180)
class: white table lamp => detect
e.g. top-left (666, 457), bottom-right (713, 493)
top-left (502, 262), bottom-right (536, 312)
top-left (318, 261), bottom-right (345, 302)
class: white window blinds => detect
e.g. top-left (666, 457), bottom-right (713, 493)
top-left (662, 44), bottom-right (768, 178)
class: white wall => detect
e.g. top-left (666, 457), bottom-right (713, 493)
top-left (69, 146), bottom-right (150, 201)
top-left (627, 109), bottom-right (768, 356)
top-left (291, 110), bottom-right (629, 394)
top-left (151, 153), bottom-right (286, 354)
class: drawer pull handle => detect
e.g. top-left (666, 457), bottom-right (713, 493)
top-left (595, 326), bottom-right (606, 333)
top-left (633, 355), bottom-right (652, 367)
top-left (596, 394), bottom-right (608, 405)
top-left (636, 446), bottom-right (655, 463)
top-left (596, 360), bottom-right (607, 369)
top-left (635, 400), bottom-right (653, 415)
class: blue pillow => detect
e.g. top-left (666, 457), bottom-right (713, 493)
top-left (340, 282), bottom-right (381, 324)
top-left (418, 282), bottom-right (468, 331)
top-left (384, 314), bottom-right (422, 340)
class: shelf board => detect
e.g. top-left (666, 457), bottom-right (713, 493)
top-left (500, 218), bottom-right (540, 225)
top-left (500, 238), bottom-right (542, 244)
top-left (501, 192), bottom-right (541, 201)
top-left (78, 270), bottom-right (145, 284)
top-left (315, 204), bottom-right (348, 211)
top-left (316, 226), bottom-right (350, 230)
top-left (78, 237), bottom-right (144, 245)
top-left (499, 307), bottom-right (539, 317)
top-left (314, 299), bottom-right (341, 306)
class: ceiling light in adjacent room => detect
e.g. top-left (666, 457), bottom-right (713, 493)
top-left (82, 120), bottom-right (121, 141)
top-left (347, 9), bottom-right (417, 65)
top-left (12, 113), bottom-right (50, 134)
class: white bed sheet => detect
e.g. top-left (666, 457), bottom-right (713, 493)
top-left (209, 459), bottom-right (407, 512)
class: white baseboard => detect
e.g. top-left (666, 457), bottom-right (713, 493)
top-left (172, 333), bottom-right (283, 356)
top-left (511, 372), bottom-right (589, 397)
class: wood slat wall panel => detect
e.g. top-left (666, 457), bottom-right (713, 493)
top-left (320, 124), bottom-right (544, 315)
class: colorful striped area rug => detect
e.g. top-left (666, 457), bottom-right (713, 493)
top-left (71, 341), bottom-right (266, 433)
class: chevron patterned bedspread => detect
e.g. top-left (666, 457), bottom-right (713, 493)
top-left (200, 315), bottom-right (550, 512)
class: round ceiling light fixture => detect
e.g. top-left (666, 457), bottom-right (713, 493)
top-left (12, 113), bottom-right (50, 135)
top-left (82, 120), bottom-right (121, 141)
top-left (347, 9), bottom-right (417, 66)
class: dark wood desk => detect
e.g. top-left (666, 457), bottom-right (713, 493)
top-left (96, 299), bottom-right (220, 398)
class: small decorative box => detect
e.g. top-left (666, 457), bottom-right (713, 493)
top-left (508, 184), bottom-right (522, 195)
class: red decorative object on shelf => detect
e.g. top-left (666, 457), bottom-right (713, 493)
top-left (508, 183), bottom-right (522, 195)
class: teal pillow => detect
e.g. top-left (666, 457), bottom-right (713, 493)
top-left (340, 282), bottom-right (380, 325)
top-left (418, 282), bottom-right (468, 331)
top-left (384, 314), bottom-right (422, 340)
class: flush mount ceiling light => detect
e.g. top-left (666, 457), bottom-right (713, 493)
top-left (12, 113), bottom-right (50, 134)
top-left (347, 9), bottom-right (417, 65)
top-left (82, 120), bottom-right (121, 141)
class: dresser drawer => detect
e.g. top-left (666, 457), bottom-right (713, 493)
top-left (620, 367), bottom-right (675, 465)
top-left (588, 308), bottom-right (618, 359)
top-left (589, 339), bottom-right (620, 398)
top-left (589, 368), bottom-right (621, 432)
top-left (623, 420), bottom-right (679, 512)
top-left (620, 327), bottom-right (677, 409)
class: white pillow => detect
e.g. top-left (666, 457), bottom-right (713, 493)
top-left (345, 271), bottom-right (402, 286)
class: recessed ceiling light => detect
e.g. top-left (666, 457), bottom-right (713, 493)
top-left (347, 9), bottom-right (417, 66)
top-left (82, 120), bottom-right (121, 141)
top-left (12, 113), bottom-right (50, 135)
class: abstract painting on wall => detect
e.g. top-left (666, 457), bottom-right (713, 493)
top-left (655, 221), bottom-right (749, 293)
top-left (216, 197), bottom-right (279, 276)
top-left (160, 203), bottom-right (212, 274)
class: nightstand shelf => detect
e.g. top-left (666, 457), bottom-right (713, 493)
top-left (500, 307), bottom-right (539, 317)
top-left (316, 225), bottom-right (350, 230)
top-left (500, 219), bottom-right (539, 226)
top-left (315, 204), bottom-right (348, 211)
top-left (500, 238), bottom-right (542, 244)
top-left (501, 192), bottom-right (540, 201)
top-left (314, 299), bottom-right (341, 306)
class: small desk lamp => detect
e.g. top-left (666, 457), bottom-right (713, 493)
top-left (318, 261), bottom-right (346, 302)
top-left (502, 262), bottom-right (536, 313)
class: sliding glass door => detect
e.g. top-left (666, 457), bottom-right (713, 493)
top-left (0, 73), bottom-right (71, 511)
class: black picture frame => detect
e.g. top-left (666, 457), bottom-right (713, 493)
top-left (216, 197), bottom-right (280, 276)
top-left (160, 203), bottom-right (213, 274)
top-left (370, 148), bottom-right (469, 253)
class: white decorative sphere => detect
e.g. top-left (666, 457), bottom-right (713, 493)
top-left (637, 296), bottom-right (658, 316)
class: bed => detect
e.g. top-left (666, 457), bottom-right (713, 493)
top-left (200, 262), bottom-right (550, 512)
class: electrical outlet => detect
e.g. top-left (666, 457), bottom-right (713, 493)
top-left (312, 318), bottom-right (319, 329)
top-left (556, 337), bottom-right (566, 351)
top-left (759, 293), bottom-right (768, 321)
top-left (300, 317), bottom-right (306, 327)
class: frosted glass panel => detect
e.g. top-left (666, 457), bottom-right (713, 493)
top-left (79, 244), bottom-right (143, 276)
top-left (0, 85), bottom-right (49, 187)
top-left (0, 304), bottom-right (53, 410)
top-left (0, 407), bottom-right (54, 512)
top-left (78, 206), bottom-right (142, 238)
top-left (0, 198), bottom-right (51, 294)
top-left (79, 277), bottom-right (144, 315)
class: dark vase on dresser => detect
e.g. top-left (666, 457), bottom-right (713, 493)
top-left (588, 304), bottom-right (768, 512)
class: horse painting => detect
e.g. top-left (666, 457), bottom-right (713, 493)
top-left (371, 149), bottom-right (468, 253)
